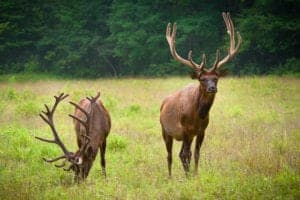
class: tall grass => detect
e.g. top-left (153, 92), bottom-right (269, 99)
top-left (0, 76), bottom-right (299, 199)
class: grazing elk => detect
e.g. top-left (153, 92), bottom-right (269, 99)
top-left (36, 92), bottom-right (111, 181)
top-left (160, 12), bottom-right (242, 176)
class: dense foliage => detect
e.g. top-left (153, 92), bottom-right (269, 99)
top-left (0, 0), bottom-right (299, 77)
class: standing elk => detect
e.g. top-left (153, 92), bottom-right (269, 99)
top-left (160, 12), bottom-right (242, 176)
top-left (36, 92), bottom-right (111, 181)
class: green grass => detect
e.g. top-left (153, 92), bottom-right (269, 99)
top-left (0, 75), bottom-right (299, 199)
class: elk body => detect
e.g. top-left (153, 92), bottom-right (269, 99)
top-left (160, 12), bottom-right (242, 176)
top-left (36, 92), bottom-right (111, 181)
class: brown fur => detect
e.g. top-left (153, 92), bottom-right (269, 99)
top-left (160, 73), bottom-right (218, 176)
top-left (36, 93), bottom-right (111, 182)
top-left (162, 12), bottom-right (241, 176)
top-left (73, 98), bottom-right (111, 181)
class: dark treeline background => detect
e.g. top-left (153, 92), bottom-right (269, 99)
top-left (0, 0), bottom-right (299, 77)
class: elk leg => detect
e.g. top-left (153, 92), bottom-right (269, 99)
top-left (194, 132), bottom-right (205, 175)
top-left (100, 140), bottom-right (107, 177)
top-left (162, 129), bottom-right (173, 177)
top-left (82, 161), bottom-right (93, 180)
top-left (179, 136), bottom-right (192, 176)
top-left (73, 165), bottom-right (81, 183)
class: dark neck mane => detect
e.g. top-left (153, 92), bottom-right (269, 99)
top-left (197, 85), bottom-right (215, 118)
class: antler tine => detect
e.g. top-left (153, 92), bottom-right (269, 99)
top-left (166, 22), bottom-right (171, 38)
top-left (226, 12), bottom-right (235, 52)
top-left (200, 53), bottom-right (207, 70)
top-left (69, 101), bottom-right (89, 117)
top-left (68, 114), bottom-right (89, 131)
top-left (188, 51), bottom-right (199, 69)
top-left (166, 22), bottom-right (200, 70)
top-left (64, 163), bottom-right (75, 171)
top-left (86, 92), bottom-right (101, 103)
top-left (54, 159), bottom-right (68, 168)
top-left (211, 49), bottom-right (221, 71)
top-left (42, 155), bottom-right (66, 163)
top-left (222, 12), bottom-right (232, 44)
top-left (188, 51), bottom-right (207, 71)
top-left (36, 136), bottom-right (56, 143)
top-left (51, 93), bottom-right (69, 113)
top-left (215, 12), bottom-right (242, 70)
top-left (68, 114), bottom-right (86, 125)
top-left (36, 93), bottom-right (71, 157)
top-left (44, 104), bottom-right (50, 114)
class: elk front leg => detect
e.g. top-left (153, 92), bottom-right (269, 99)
top-left (194, 132), bottom-right (205, 175)
top-left (162, 129), bottom-right (173, 177)
top-left (179, 135), bottom-right (192, 176)
top-left (73, 165), bottom-right (81, 183)
top-left (100, 140), bottom-right (107, 177)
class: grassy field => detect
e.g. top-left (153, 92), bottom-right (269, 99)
top-left (0, 75), bottom-right (299, 199)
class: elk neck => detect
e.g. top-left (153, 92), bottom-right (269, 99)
top-left (196, 84), bottom-right (216, 119)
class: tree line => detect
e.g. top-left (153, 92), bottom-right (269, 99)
top-left (0, 0), bottom-right (299, 77)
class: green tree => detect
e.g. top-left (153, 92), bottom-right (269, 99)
top-left (37, 0), bottom-right (114, 77)
top-left (235, 0), bottom-right (300, 74)
top-left (0, 0), bottom-right (43, 73)
top-left (0, 0), bottom-right (299, 76)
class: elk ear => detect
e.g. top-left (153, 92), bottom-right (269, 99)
top-left (190, 71), bottom-right (201, 79)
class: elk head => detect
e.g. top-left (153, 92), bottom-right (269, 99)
top-left (36, 92), bottom-right (101, 181)
top-left (166, 12), bottom-right (242, 94)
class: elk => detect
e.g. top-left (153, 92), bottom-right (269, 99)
top-left (160, 12), bottom-right (242, 176)
top-left (36, 92), bottom-right (111, 181)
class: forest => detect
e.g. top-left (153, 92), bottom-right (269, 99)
top-left (0, 0), bottom-right (299, 77)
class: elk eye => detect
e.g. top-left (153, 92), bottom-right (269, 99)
top-left (199, 78), bottom-right (206, 82)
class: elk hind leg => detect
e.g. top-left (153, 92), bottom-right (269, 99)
top-left (99, 140), bottom-right (107, 177)
top-left (162, 129), bottom-right (173, 177)
top-left (179, 136), bottom-right (192, 176)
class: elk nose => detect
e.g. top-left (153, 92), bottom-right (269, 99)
top-left (208, 86), bottom-right (217, 93)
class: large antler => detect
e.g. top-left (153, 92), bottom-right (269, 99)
top-left (36, 93), bottom-right (73, 164)
top-left (68, 103), bottom-right (91, 155)
top-left (212, 12), bottom-right (242, 70)
top-left (166, 23), bottom-right (207, 71)
top-left (68, 92), bottom-right (101, 154)
top-left (166, 12), bottom-right (242, 72)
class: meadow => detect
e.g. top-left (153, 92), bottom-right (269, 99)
top-left (0, 75), bottom-right (299, 199)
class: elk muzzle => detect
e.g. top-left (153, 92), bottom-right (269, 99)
top-left (206, 80), bottom-right (217, 94)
